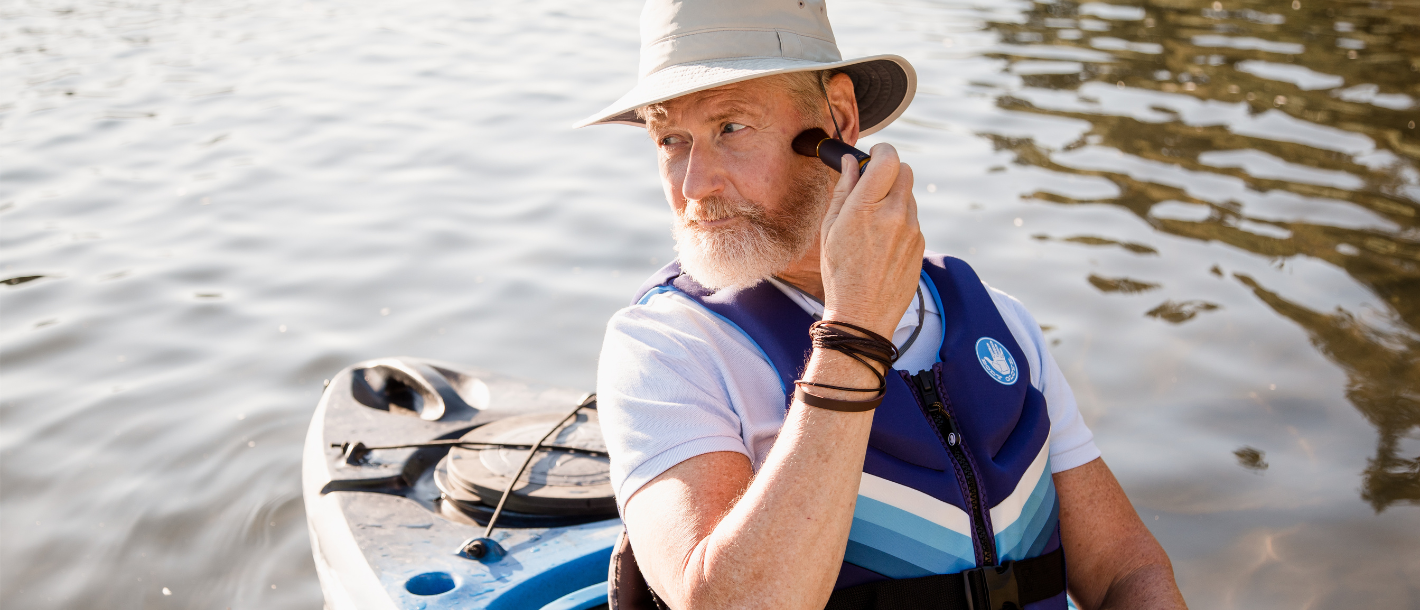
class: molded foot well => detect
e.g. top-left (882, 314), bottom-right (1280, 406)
top-left (406, 572), bottom-right (458, 596)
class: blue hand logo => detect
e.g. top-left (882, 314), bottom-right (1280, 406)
top-left (975, 337), bottom-right (1018, 385)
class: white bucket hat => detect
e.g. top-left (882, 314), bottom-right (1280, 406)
top-left (574, 0), bottom-right (916, 137)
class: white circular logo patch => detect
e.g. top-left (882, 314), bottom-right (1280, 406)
top-left (975, 337), bottom-right (1019, 385)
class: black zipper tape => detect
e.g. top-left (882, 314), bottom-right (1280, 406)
top-left (911, 369), bottom-right (998, 566)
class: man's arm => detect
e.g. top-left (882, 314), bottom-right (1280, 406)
top-left (622, 144), bottom-right (924, 610)
top-left (623, 401), bottom-right (869, 609)
top-left (1056, 458), bottom-right (1188, 609)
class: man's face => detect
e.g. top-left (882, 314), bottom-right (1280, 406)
top-left (644, 76), bottom-right (832, 289)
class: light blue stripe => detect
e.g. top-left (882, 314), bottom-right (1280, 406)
top-left (636, 285), bottom-right (678, 305)
top-left (854, 496), bottom-right (972, 549)
top-left (844, 540), bottom-right (935, 579)
top-left (1017, 479), bottom-right (1058, 554)
top-left (848, 518), bottom-right (977, 575)
top-left (1007, 494), bottom-right (1057, 562)
top-left (1023, 497), bottom-right (1060, 559)
top-left (920, 270), bottom-right (947, 364)
top-left (638, 285), bottom-right (785, 394)
top-left (996, 475), bottom-right (1055, 560)
top-left (992, 467), bottom-right (1054, 557)
top-left (997, 477), bottom-right (1059, 561)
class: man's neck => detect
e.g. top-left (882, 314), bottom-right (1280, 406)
top-left (775, 242), bottom-right (825, 301)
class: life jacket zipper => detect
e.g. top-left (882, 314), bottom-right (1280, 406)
top-left (910, 370), bottom-right (998, 566)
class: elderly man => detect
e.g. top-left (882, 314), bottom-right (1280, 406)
top-left (578, 1), bottom-right (1187, 609)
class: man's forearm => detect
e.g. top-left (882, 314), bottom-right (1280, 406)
top-left (661, 348), bottom-right (878, 609)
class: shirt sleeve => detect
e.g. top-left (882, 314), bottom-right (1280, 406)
top-left (596, 293), bottom-right (763, 513)
top-left (986, 285), bottom-right (1101, 473)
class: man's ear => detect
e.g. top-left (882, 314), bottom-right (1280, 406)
top-left (826, 72), bottom-right (861, 146)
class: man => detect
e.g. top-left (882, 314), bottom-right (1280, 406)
top-left (577, 1), bottom-right (1187, 609)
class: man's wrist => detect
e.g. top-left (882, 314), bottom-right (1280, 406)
top-left (801, 348), bottom-right (885, 401)
top-left (820, 308), bottom-right (897, 341)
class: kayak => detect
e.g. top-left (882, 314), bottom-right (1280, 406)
top-left (302, 357), bottom-right (621, 610)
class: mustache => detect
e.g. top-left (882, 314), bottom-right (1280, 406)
top-left (680, 196), bottom-right (770, 225)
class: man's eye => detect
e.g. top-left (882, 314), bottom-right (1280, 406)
top-left (660, 135), bottom-right (685, 146)
top-left (722, 123), bottom-right (747, 134)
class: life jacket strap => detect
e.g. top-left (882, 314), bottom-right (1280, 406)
top-left (824, 547), bottom-right (1066, 610)
top-left (609, 529), bottom-right (671, 610)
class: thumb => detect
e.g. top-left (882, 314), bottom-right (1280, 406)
top-left (821, 153), bottom-right (860, 230)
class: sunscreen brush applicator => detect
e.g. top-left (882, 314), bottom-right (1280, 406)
top-left (791, 128), bottom-right (871, 176)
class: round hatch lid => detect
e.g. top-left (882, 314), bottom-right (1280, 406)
top-left (441, 411), bottom-right (615, 516)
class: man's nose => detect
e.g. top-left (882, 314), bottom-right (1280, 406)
top-left (679, 141), bottom-right (729, 203)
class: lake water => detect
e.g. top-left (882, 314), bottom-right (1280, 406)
top-left (2, 0), bottom-right (1417, 607)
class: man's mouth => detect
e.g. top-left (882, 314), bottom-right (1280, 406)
top-left (692, 215), bottom-right (742, 229)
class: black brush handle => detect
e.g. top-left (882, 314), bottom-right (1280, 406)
top-left (792, 128), bottom-right (871, 175)
top-left (818, 138), bottom-right (871, 176)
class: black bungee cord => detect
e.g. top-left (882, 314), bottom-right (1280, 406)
top-left (457, 393), bottom-right (598, 562)
top-left (330, 439), bottom-right (607, 466)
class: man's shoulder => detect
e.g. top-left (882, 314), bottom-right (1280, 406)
top-left (609, 289), bottom-right (712, 336)
top-left (982, 282), bottom-right (1034, 323)
top-left (923, 251), bottom-right (1041, 339)
top-left (607, 289), bottom-right (762, 356)
top-left (628, 260), bottom-right (688, 306)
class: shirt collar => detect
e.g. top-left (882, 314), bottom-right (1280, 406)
top-left (766, 277), bottom-right (936, 347)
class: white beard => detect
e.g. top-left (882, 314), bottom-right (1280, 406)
top-left (670, 166), bottom-right (829, 290)
top-left (673, 214), bottom-right (807, 290)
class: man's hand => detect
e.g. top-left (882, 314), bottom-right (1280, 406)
top-left (819, 144), bottom-right (925, 339)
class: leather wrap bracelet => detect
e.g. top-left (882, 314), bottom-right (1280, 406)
top-left (794, 320), bottom-right (898, 412)
top-left (793, 385), bottom-right (884, 412)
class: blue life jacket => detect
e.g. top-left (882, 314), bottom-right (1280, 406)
top-left (632, 253), bottom-right (1068, 609)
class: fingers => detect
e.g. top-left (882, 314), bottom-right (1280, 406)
top-left (848, 143), bottom-right (901, 205)
top-left (898, 162), bottom-right (919, 227)
top-left (839, 153), bottom-right (861, 192)
top-left (816, 139), bottom-right (926, 336)
top-left (825, 154), bottom-right (859, 214)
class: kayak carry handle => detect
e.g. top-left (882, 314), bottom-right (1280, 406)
top-left (352, 358), bottom-right (472, 421)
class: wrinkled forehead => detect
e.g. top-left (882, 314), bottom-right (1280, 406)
top-left (641, 76), bottom-right (795, 130)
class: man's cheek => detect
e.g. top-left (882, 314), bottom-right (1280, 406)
top-left (661, 162), bottom-right (689, 207)
top-left (661, 176), bottom-right (684, 210)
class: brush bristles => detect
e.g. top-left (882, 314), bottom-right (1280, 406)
top-left (792, 128), bottom-right (831, 158)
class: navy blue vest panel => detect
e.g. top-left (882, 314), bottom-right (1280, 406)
top-left (921, 255), bottom-right (1051, 504)
top-left (631, 256), bottom-right (1066, 609)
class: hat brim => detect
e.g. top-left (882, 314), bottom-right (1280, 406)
top-left (572, 54), bottom-right (916, 137)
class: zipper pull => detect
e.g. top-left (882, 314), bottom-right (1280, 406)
top-left (935, 406), bottom-right (960, 447)
top-left (913, 371), bottom-right (960, 447)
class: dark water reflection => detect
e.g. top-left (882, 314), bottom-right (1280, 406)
top-left (983, 0), bottom-right (1419, 511)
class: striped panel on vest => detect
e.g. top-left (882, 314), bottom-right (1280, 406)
top-left (846, 471), bottom-right (976, 578)
top-left (991, 441), bottom-right (1059, 562)
top-left (629, 255), bottom-right (1067, 609)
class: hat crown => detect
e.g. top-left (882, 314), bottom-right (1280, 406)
top-left (638, 0), bottom-right (842, 78)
